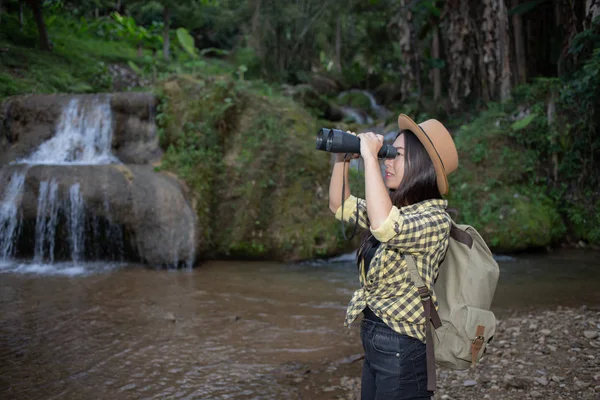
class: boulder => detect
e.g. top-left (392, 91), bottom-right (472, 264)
top-left (159, 76), bottom-right (356, 261)
top-left (0, 164), bottom-right (198, 268)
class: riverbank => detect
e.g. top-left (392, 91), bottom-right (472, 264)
top-left (281, 306), bottom-right (600, 400)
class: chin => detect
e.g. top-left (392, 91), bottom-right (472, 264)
top-left (385, 181), bottom-right (398, 190)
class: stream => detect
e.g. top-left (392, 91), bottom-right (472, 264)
top-left (0, 250), bottom-right (599, 399)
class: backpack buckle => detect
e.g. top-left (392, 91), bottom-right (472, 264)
top-left (417, 286), bottom-right (430, 301)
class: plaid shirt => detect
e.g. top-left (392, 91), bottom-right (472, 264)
top-left (335, 195), bottom-right (451, 342)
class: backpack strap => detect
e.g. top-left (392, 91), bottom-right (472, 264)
top-left (406, 255), bottom-right (441, 392)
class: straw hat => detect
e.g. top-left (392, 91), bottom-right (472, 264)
top-left (398, 114), bottom-right (458, 195)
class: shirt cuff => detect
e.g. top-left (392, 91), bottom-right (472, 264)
top-left (334, 194), bottom-right (359, 221)
top-left (370, 206), bottom-right (401, 242)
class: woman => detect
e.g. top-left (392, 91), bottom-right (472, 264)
top-left (328, 114), bottom-right (459, 400)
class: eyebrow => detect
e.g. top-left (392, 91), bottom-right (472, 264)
top-left (394, 146), bottom-right (405, 150)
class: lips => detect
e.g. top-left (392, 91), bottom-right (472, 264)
top-left (385, 171), bottom-right (394, 178)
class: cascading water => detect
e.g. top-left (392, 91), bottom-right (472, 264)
top-left (0, 172), bottom-right (25, 260)
top-left (33, 179), bottom-right (60, 263)
top-left (19, 97), bottom-right (119, 165)
top-left (68, 183), bottom-right (85, 263)
top-left (0, 96), bottom-right (126, 275)
top-left (1, 93), bottom-right (196, 275)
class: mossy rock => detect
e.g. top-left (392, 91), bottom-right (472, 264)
top-left (157, 75), bottom-right (355, 261)
top-left (337, 91), bottom-right (372, 110)
top-left (448, 184), bottom-right (565, 251)
top-left (447, 105), bottom-right (565, 251)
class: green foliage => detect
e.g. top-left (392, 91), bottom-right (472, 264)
top-left (175, 27), bottom-right (197, 58)
top-left (156, 75), bottom-right (351, 260)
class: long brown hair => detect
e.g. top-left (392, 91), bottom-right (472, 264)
top-left (357, 130), bottom-right (442, 264)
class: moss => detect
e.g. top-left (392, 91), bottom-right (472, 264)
top-left (157, 74), bottom-right (354, 261)
top-left (337, 91), bottom-right (372, 110)
top-left (448, 184), bottom-right (564, 251)
top-left (447, 102), bottom-right (566, 251)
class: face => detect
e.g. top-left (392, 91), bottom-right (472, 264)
top-left (384, 134), bottom-right (406, 189)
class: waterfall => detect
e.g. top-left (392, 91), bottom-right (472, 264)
top-left (33, 179), bottom-right (60, 263)
top-left (19, 97), bottom-right (119, 165)
top-left (0, 95), bottom-right (127, 273)
top-left (68, 183), bottom-right (85, 263)
top-left (0, 172), bottom-right (26, 259)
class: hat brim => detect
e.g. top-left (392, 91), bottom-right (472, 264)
top-left (398, 114), bottom-right (449, 195)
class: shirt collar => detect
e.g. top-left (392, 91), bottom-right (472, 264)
top-left (400, 198), bottom-right (448, 214)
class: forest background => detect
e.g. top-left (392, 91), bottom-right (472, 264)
top-left (1, 0), bottom-right (599, 260)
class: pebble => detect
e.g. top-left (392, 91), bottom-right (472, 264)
top-left (584, 330), bottom-right (599, 339)
top-left (536, 377), bottom-right (548, 386)
top-left (319, 308), bottom-right (600, 400)
top-left (574, 380), bottom-right (590, 390)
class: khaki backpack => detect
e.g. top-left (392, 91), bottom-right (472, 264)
top-left (406, 223), bottom-right (500, 392)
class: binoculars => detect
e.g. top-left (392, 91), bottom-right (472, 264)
top-left (315, 128), bottom-right (397, 159)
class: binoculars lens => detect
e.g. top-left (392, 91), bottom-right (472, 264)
top-left (316, 128), bottom-right (329, 151)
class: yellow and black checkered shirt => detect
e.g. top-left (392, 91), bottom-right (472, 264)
top-left (335, 195), bottom-right (451, 342)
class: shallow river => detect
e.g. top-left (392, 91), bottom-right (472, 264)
top-left (0, 250), bottom-right (599, 399)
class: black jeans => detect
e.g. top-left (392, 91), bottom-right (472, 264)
top-left (360, 319), bottom-right (432, 400)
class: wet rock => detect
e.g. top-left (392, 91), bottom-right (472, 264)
top-left (463, 379), bottom-right (477, 387)
top-left (0, 93), bottom-right (162, 165)
top-left (1, 164), bottom-right (198, 268)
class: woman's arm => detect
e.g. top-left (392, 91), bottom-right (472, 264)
top-left (358, 132), bottom-right (392, 229)
top-left (363, 156), bottom-right (392, 230)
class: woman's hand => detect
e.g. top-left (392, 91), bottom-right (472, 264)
top-left (358, 132), bottom-right (384, 162)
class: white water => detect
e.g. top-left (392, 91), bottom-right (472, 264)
top-left (0, 172), bottom-right (26, 259)
top-left (0, 96), bottom-right (127, 275)
top-left (18, 97), bottom-right (119, 165)
top-left (68, 183), bottom-right (85, 263)
top-left (33, 179), bottom-right (60, 264)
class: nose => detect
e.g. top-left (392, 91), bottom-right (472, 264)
top-left (384, 159), bottom-right (393, 168)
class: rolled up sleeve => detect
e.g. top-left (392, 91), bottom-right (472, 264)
top-left (370, 207), bottom-right (450, 253)
top-left (335, 195), bottom-right (370, 229)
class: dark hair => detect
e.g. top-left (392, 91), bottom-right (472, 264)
top-left (356, 130), bottom-right (442, 265)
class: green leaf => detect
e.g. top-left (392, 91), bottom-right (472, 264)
top-left (176, 27), bottom-right (197, 58)
top-left (511, 113), bottom-right (538, 131)
top-left (127, 60), bottom-right (143, 75)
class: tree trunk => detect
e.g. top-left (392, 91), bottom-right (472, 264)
top-left (163, 6), bottom-right (170, 61)
top-left (334, 15), bottom-right (342, 73)
top-left (0, 0), bottom-right (3, 24)
top-left (442, 0), bottom-right (477, 109)
top-left (512, 5), bottom-right (527, 84)
top-left (25, 0), bottom-right (51, 51)
top-left (395, 0), bottom-right (417, 101)
top-left (498, 0), bottom-right (511, 102)
top-left (432, 27), bottom-right (441, 101)
top-left (585, 0), bottom-right (600, 27)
